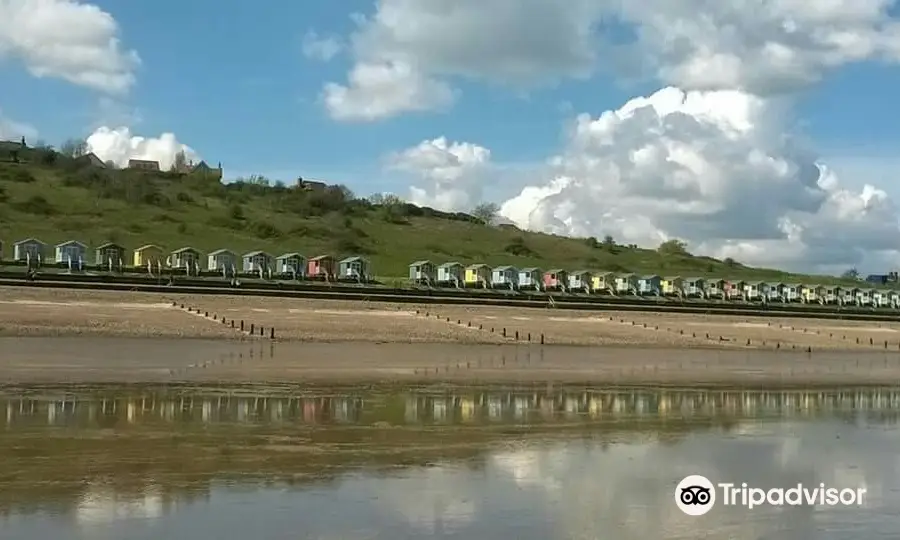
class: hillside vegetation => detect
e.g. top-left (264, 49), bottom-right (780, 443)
top-left (0, 146), bottom-right (854, 284)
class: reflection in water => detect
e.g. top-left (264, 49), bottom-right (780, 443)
top-left (5, 386), bottom-right (900, 428)
top-left (0, 385), bottom-right (899, 539)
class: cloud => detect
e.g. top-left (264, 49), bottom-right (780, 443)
top-left (323, 0), bottom-right (603, 121)
top-left (615, 0), bottom-right (900, 94)
top-left (85, 127), bottom-right (199, 171)
top-left (323, 60), bottom-right (455, 121)
top-left (393, 88), bottom-right (900, 273)
top-left (323, 0), bottom-right (900, 121)
top-left (0, 0), bottom-right (140, 94)
top-left (0, 109), bottom-right (38, 141)
top-left (386, 136), bottom-right (492, 212)
top-left (301, 31), bottom-right (343, 62)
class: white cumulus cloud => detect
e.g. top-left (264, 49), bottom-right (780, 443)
top-left (323, 0), bottom-right (900, 120)
top-left (0, 0), bottom-right (140, 94)
top-left (387, 136), bottom-right (492, 212)
top-left (393, 87), bottom-right (900, 273)
top-left (301, 30), bottom-right (343, 62)
top-left (85, 127), bottom-right (199, 171)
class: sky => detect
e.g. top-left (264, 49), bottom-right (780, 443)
top-left (1, 0), bottom-right (900, 274)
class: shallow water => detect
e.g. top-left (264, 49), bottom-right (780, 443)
top-left (1, 384), bottom-right (899, 539)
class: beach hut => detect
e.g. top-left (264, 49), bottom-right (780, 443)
top-left (683, 277), bottom-right (706, 297)
top-left (637, 275), bottom-right (661, 295)
top-left (783, 283), bottom-right (802, 302)
top-left (724, 280), bottom-right (745, 300)
top-left (464, 264), bottom-right (491, 288)
top-left (839, 287), bottom-right (857, 305)
top-left (95, 242), bottom-right (125, 268)
top-left (614, 273), bottom-right (638, 295)
top-left (242, 251), bottom-right (274, 274)
top-left (856, 288), bottom-right (874, 306)
top-left (170, 247), bottom-right (201, 269)
top-left (743, 281), bottom-right (764, 301)
top-left (873, 289), bottom-right (892, 308)
top-left (705, 279), bottom-right (726, 299)
top-left (591, 272), bottom-right (614, 293)
top-left (133, 244), bottom-right (163, 267)
top-left (207, 249), bottom-right (237, 272)
top-left (518, 267), bottom-right (542, 290)
top-left (543, 269), bottom-right (568, 291)
top-left (764, 282), bottom-right (785, 302)
top-left (409, 260), bottom-right (437, 285)
top-left (54, 240), bottom-right (86, 265)
top-left (437, 262), bottom-right (464, 287)
top-left (890, 290), bottom-right (900, 308)
top-left (338, 256), bottom-right (370, 280)
top-left (307, 255), bottom-right (336, 278)
top-left (568, 270), bottom-right (593, 292)
top-left (661, 276), bottom-right (684, 296)
top-left (822, 286), bottom-right (840, 304)
top-left (802, 284), bottom-right (826, 304)
top-left (277, 253), bottom-right (307, 277)
top-left (491, 265), bottom-right (518, 289)
top-left (13, 238), bottom-right (46, 262)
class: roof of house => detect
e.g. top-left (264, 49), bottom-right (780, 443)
top-left (310, 254), bottom-right (333, 261)
top-left (135, 244), bottom-right (162, 252)
top-left (640, 274), bottom-right (661, 279)
top-left (276, 252), bottom-right (304, 260)
top-left (409, 260), bottom-right (432, 266)
top-left (520, 267), bottom-right (540, 272)
top-left (571, 269), bottom-right (592, 275)
top-left (14, 237), bottom-right (46, 246)
top-left (466, 263), bottom-right (489, 269)
top-left (493, 265), bottom-right (516, 271)
top-left (545, 268), bottom-right (566, 274)
top-left (340, 256), bottom-right (366, 264)
top-left (171, 246), bottom-right (199, 254)
top-left (55, 240), bottom-right (87, 248)
top-left (96, 242), bottom-right (124, 250)
top-left (663, 276), bottom-right (682, 280)
top-left (684, 277), bottom-right (704, 281)
top-left (243, 250), bottom-right (272, 258)
top-left (438, 261), bottom-right (462, 268)
top-left (208, 248), bottom-right (236, 256)
top-left (618, 273), bottom-right (636, 278)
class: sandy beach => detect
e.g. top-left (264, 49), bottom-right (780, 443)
top-left (1, 286), bottom-right (900, 351)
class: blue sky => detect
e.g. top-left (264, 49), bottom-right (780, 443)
top-left (2, 0), bottom-right (900, 271)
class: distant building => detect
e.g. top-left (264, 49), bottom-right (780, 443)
top-left (127, 159), bottom-right (160, 171)
top-left (296, 177), bottom-right (327, 191)
top-left (74, 152), bottom-right (106, 168)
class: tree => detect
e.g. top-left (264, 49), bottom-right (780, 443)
top-left (60, 138), bottom-right (88, 158)
top-left (842, 268), bottom-right (859, 280)
top-left (602, 235), bottom-right (615, 247)
top-left (471, 202), bottom-right (500, 224)
top-left (657, 239), bottom-right (689, 256)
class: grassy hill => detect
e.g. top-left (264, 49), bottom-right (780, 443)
top-left (0, 146), bottom-right (857, 285)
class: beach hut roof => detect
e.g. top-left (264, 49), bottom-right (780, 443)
top-left (135, 244), bottom-right (161, 251)
top-left (96, 242), bottom-right (124, 250)
top-left (56, 239), bottom-right (87, 248)
top-left (640, 274), bottom-right (661, 279)
top-left (340, 255), bottom-right (366, 263)
top-left (14, 237), bottom-right (46, 246)
top-left (243, 250), bottom-right (272, 258)
top-left (409, 260), bottom-right (432, 266)
top-left (208, 248), bottom-right (235, 256)
top-left (520, 267), bottom-right (540, 273)
top-left (466, 263), bottom-right (489, 269)
top-left (546, 268), bottom-right (566, 274)
top-left (276, 252), bottom-right (303, 260)
top-left (310, 254), bottom-right (333, 261)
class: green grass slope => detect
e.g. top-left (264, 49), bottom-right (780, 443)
top-left (0, 152), bottom-right (854, 284)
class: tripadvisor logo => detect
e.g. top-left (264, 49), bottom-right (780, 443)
top-left (675, 475), bottom-right (866, 515)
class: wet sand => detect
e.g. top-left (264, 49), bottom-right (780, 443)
top-left (1, 336), bottom-right (900, 387)
top-left (2, 287), bottom-right (900, 352)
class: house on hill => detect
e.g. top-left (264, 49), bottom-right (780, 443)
top-left (0, 137), bottom-right (26, 161)
top-left (75, 152), bottom-right (106, 168)
top-left (127, 159), bottom-right (160, 171)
